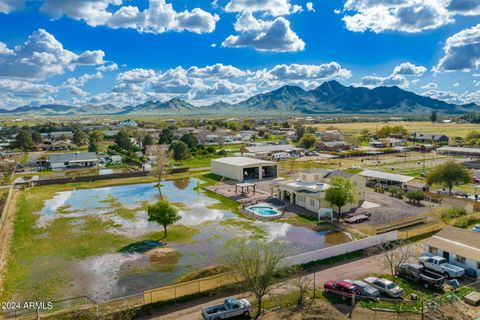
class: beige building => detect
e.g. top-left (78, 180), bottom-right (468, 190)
top-left (211, 157), bottom-right (278, 182)
top-left (276, 169), bottom-right (366, 214)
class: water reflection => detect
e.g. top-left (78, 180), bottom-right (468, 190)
top-left (34, 178), bottom-right (350, 301)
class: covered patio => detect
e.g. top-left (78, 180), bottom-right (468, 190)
top-left (235, 182), bottom-right (256, 196)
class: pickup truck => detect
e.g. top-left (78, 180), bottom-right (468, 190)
top-left (201, 298), bottom-right (251, 320)
top-left (419, 256), bottom-right (465, 279)
top-left (396, 263), bottom-right (445, 288)
top-left (364, 277), bottom-right (404, 298)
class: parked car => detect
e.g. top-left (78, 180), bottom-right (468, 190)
top-left (201, 297), bottom-right (251, 320)
top-left (343, 279), bottom-right (380, 300)
top-left (324, 280), bottom-right (358, 299)
top-left (419, 256), bottom-right (465, 279)
top-left (396, 263), bottom-right (445, 288)
top-left (364, 277), bottom-right (404, 298)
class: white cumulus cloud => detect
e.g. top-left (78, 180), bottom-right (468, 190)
top-left (40, 0), bottom-right (219, 34)
top-left (0, 29), bottom-right (105, 79)
top-left (340, 0), bottom-right (480, 33)
top-left (224, 0), bottom-right (301, 16)
top-left (222, 11), bottom-right (305, 52)
top-left (393, 62), bottom-right (427, 76)
top-left (435, 23), bottom-right (480, 72)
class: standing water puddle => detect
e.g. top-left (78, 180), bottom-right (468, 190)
top-left (26, 178), bottom-right (350, 301)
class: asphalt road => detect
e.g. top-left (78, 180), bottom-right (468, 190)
top-left (137, 255), bottom-right (384, 320)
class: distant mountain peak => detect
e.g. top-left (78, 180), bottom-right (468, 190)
top-left (0, 81), bottom-right (477, 116)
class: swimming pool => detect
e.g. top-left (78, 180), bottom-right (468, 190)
top-left (246, 204), bottom-right (282, 217)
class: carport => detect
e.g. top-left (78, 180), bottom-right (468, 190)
top-left (359, 170), bottom-right (414, 188)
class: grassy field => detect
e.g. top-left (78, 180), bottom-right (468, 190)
top-left (313, 121), bottom-right (480, 138)
top-left (1, 179), bottom-right (198, 301)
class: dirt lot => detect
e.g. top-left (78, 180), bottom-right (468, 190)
top-left (359, 190), bottom-right (437, 227)
top-left (262, 300), bottom-right (422, 320)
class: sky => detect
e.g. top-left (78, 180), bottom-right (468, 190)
top-left (0, 0), bottom-right (479, 110)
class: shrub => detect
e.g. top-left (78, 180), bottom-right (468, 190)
top-left (217, 149), bottom-right (227, 156)
top-left (441, 207), bottom-right (467, 221)
top-left (453, 217), bottom-right (469, 229)
top-left (406, 190), bottom-right (425, 205)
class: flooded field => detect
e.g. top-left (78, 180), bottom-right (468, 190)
top-left (5, 178), bottom-right (350, 302)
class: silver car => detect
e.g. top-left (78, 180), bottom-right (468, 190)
top-left (364, 277), bottom-right (404, 298)
top-left (344, 279), bottom-right (380, 300)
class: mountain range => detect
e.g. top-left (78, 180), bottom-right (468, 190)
top-left (0, 81), bottom-right (477, 116)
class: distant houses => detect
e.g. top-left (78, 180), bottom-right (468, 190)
top-left (409, 132), bottom-right (449, 144)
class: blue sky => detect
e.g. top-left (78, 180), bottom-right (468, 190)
top-left (0, 0), bottom-right (479, 109)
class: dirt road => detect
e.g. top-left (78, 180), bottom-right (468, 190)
top-left (137, 255), bottom-right (384, 320)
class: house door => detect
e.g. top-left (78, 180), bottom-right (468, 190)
top-left (443, 251), bottom-right (450, 261)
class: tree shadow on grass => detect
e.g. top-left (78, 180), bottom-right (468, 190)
top-left (118, 240), bottom-right (166, 254)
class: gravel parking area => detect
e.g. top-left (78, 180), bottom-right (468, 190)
top-left (359, 189), bottom-right (437, 227)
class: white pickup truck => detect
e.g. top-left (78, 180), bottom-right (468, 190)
top-left (419, 256), bottom-right (465, 278)
top-left (201, 297), bottom-right (251, 320)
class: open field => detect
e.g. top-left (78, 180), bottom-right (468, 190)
top-left (313, 121), bottom-right (480, 138)
top-left (2, 175), bottom-right (350, 303)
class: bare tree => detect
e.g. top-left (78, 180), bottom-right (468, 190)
top-left (289, 270), bottom-right (312, 309)
top-left (153, 146), bottom-right (172, 197)
top-left (222, 239), bottom-right (286, 319)
top-left (368, 241), bottom-right (415, 281)
top-left (217, 132), bottom-right (225, 149)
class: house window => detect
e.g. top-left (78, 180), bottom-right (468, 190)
top-left (477, 261), bottom-right (480, 269)
top-left (314, 174), bottom-right (319, 181)
top-left (310, 199), bottom-right (315, 207)
top-left (428, 246), bottom-right (438, 256)
top-left (456, 255), bottom-right (466, 264)
top-left (302, 174), bottom-right (306, 181)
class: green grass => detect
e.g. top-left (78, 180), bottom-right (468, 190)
top-left (1, 181), bottom-right (197, 301)
top-left (281, 215), bottom-right (329, 228)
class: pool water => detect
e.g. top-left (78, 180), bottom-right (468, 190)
top-left (247, 204), bottom-right (281, 217)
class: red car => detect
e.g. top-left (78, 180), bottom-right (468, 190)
top-left (324, 280), bottom-right (359, 298)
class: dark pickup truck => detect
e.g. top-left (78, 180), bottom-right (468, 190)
top-left (396, 263), bottom-right (445, 289)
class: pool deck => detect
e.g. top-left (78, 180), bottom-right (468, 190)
top-left (204, 179), bottom-right (317, 219)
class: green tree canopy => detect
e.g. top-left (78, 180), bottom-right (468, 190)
top-left (376, 125), bottom-right (407, 138)
top-left (147, 200), bottom-right (181, 238)
top-left (159, 128), bottom-right (174, 144)
top-left (430, 110), bottom-right (438, 123)
top-left (89, 130), bottom-right (104, 143)
top-left (114, 129), bottom-right (132, 150)
top-left (299, 133), bottom-right (317, 149)
top-left (15, 130), bottom-right (34, 150)
top-left (31, 131), bottom-right (42, 144)
top-left (466, 131), bottom-right (480, 146)
top-left (142, 134), bottom-right (154, 146)
top-left (180, 133), bottom-right (199, 150)
top-left (88, 138), bottom-right (99, 153)
top-left (73, 129), bottom-right (88, 146)
top-left (171, 141), bottom-right (191, 162)
top-left (324, 176), bottom-right (355, 215)
top-left (426, 161), bottom-right (471, 195)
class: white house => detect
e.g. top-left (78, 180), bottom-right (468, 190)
top-left (48, 152), bottom-right (98, 169)
top-left (211, 157), bottom-right (278, 182)
top-left (422, 226), bottom-right (480, 277)
top-left (276, 169), bottom-right (366, 214)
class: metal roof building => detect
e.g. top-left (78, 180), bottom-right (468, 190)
top-left (360, 169), bottom-right (414, 186)
top-left (211, 157), bottom-right (278, 182)
top-left (48, 152), bottom-right (98, 169)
